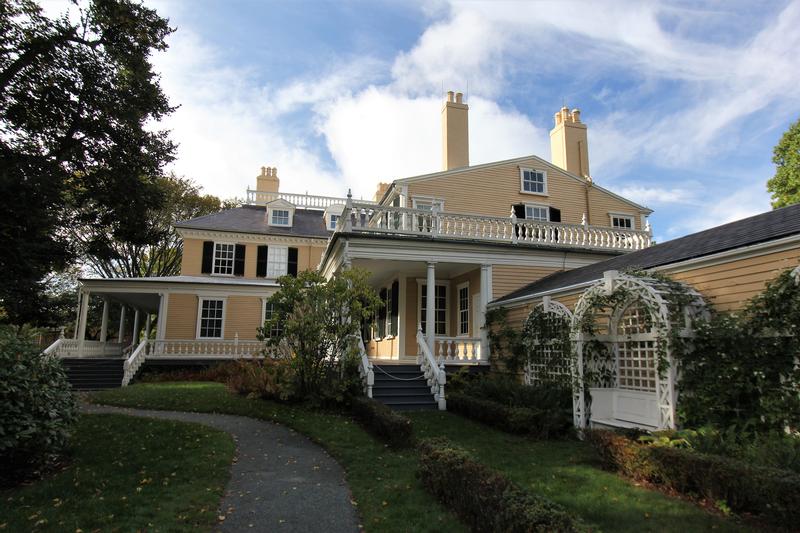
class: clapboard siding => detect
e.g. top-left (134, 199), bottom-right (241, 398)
top-left (224, 296), bottom-right (263, 340)
top-left (165, 293), bottom-right (197, 339)
top-left (492, 265), bottom-right (563, 300)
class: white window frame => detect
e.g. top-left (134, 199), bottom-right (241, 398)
top-left (609, 212), bottom-right (635, 230)
top-left (524, 203), bottom-right (550, 222)
top-left (270, 208), bottom-right (291, 226)
top-left (457, 282), bottom-right (470, 337)
top-left (519, 167), bottom-right (548, 196)
top-left (327, 214), bottom-right (339, 231)
top-left (260, 298), bottom-right (283, 339)
top-left (411, 196), bottom-right (445, 211)
top-left (196, 297), bottom-right (227, 339)
top-left (266, 245), bottom-right (289, 278)
top-left (416, 280), bottom-right (450, 337)
top-left (212, 242), bottom-right (236, 276)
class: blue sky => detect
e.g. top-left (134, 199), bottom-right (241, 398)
top-left (56, 1), bottom-right (800, 241)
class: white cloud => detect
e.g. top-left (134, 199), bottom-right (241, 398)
top-left (616, 185), bottom-right (698, 206)
top-left (665, 183), bottom-right (771, 236)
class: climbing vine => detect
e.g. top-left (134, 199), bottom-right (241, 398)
top-left (520, 305), bottom-right (572, 386)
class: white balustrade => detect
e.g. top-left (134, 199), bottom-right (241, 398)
top-left (340, 202), bottom-right (652, 252)
top-left (147, 339), bottom-right (270, 358)
top-left (122, 339), bottom-right (149, 386)
top-left (246, 189), bottom-right (376, 209)
top-left (352, 335), bottom-right (374, 398)
top-left (434, 337), bottom-right (483, 363)
top-left (417, 326), bottom-right (447, 410)
top-left (45, 339), bottom-right (125, 358)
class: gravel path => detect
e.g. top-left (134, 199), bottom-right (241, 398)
top-left (83, 404), bottom-right (360, 533)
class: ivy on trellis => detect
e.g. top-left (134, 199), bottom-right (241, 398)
top-left (520, 303), bottom-right (572, 387)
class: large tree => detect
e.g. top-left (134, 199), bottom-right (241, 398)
top-left (767, 117), bottom-right (800, 208)
top-left (74, 174), bottom-right (226, 278)
top-left (0, 0), bottom-right (175, 325)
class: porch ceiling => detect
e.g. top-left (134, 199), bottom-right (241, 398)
top-left (351, 258), bottom-right (478, 285)
top-left (90, 291), bottom-right (160, 313)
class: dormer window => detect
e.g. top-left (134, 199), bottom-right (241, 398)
top-left (324, 203), bottom-right (345, 231)
top-left (520, 168), bottom-right (547, 195)
top-left (328, 214), bottom-right (339, 230)
top-left (271, 209), bottom-right (290, 226)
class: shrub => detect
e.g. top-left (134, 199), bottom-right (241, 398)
top-left (225, 359), bottom-right (295, 401)
top-left (138, 361), bottom-right (238, 383)
top-left (586, 429), bottom-right (800, 523)
top-left (350, 396), bottom-right (414, 448)
top-left (448, 391), bottom-right (573, 439)
top-left (418, 438), bottom-right (582, 532)
top-left (0, 328), bottom-right (78, 485)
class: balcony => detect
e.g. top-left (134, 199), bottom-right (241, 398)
top-left (339, 202), bottom-right (653, 252)
top-left (246, 190), bottom-right (376, 209)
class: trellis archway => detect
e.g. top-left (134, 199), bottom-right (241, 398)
top-left (571, 270), bottom-right (707, 430)
top-left (521, 296), bottom-right (573, 386)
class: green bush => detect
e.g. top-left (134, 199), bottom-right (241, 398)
top-left (139, 361), bottom-right (239, 383)
top-left (225, 359), bottom-right (296, 401)
top-left (586, 429), bottom-right (800, 523)
top-left (417, 438), bottom-right (582, 532)
top-left (350, 396), bottom-right (414, 448)
top-left (0, 328), bottom-right (78, 485)
top-left (685, 426), bottom-right (800, 474)
top-left (448, 390), bottom-right (573, 439)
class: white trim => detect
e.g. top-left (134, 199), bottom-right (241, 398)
top-left (196, 297), bottom-right (227, 339)
top-left (416, 278), bottom-right (450, 336)
top-left (176, 228), bottom-right (328, 246)
top-left (456, 281), bottom-right (470, 337)
top-left (269, 208), bottom-right (293, 227)
top-left (609, 212), bottom-right (636, 230)
top-left (212, 241), bottom-right (236, 276)
top-left (398, 276), bottom-right (407, 356)
top-left (524, 202), bottom-right (551, 221)
top-left (411, 195), bottom-right (445, 211)
top-left (519, 167), bottom-right (548, 196)
top-left (266, 245), bottom-right (289, 278)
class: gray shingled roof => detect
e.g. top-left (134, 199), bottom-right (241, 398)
top-left (174, 205), bottom-right (331, 238)
top-left (493, 203), bottom-right (800, 304)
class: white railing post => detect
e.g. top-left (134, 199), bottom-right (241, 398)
top-left (510, 207), bottom-right (518, 244)
top-left (417, 327), bottom-right (446, 410)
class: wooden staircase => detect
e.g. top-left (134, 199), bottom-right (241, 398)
top-left (371, 364), bottom-right (437, 411)
top-left (60, 358), bottom-right (124, 390)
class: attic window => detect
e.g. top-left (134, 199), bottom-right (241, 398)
top-left (525, 204), bottom-right (549, 221)
top-left (271, 209), bottom-right (290, 226)
top-left (611, 214), bottom-right (634, 229)
top-left (328, 214), bottom-right (339, 230)
top-left (520, 168), bottom-right (547, 195)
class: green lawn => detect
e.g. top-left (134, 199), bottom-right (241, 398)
top-left (90, 383), bottom-right (748, 533)
top-left (90, 382), bottom-right (465, 533)
top-left (0, 414), bottom-right (233, 533)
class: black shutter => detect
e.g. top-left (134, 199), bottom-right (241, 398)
top-left (288, 247), bottom-right (298, 277)
top-left (512, 204), bottom-right (526, 219)
top-left (549, 207), bottom-right (561, 222)
top-left (256, 245), bottom-right (268, 277)
top-left (201, 241), bottom-right (214, 274)
top-left (234, 244), bottom-right (246, 276)
top-left (390, 280), bottom-right (399, 336)
top-left (377, 288), bottom-right (387, 339)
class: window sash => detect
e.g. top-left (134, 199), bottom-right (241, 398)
top-left (611, 216), bottom-right (633, 229)
top-left (266, 245), bottom-right (288, 278)
top-left (522, 169), bottom-right (545, 193)
top-left (420, 284), bottom-right (447, 336)
top-left (212, 243), bottom-right (235, 275)
top-left (328, 214), bottom-right (339, 230)
top-left (263, 302), bottom-right (283, 338)
top-left (458, 285), bottom-right (469, 336)
top-left (199, 299), bottom-right (224, 338)
top-left (525, 205), bottom-right (549, 221)
top-left (271, 209), bottom-right (290, 225)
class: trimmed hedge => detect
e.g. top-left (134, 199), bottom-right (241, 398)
top-left (448, 392), bottom-right (572, 439)
top-left (586, 429), bottom-right (800, 523)
top-left (418, 438), bottom-right (582, 532)
top-left (350, 396), bottom-right (414, 448)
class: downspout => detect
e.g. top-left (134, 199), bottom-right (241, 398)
top-left (579, 140), bottom-right (591, 225)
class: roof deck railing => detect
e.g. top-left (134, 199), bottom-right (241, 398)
top-left (339, 201), bottom-right (653, 252)
top-left (246, 189), bottom-right (376, 210)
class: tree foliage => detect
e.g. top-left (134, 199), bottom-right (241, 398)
top-left (0, 0), bottom-right (175, 324)
top-left (261, 269), bottom-right (381, 403)
top-left (74, 174), bottom-right (225, 278)
top-left (767, 117), bottom-right (800, 208)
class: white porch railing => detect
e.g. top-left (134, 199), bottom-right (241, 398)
top-left (352, 335), bottom-right (374, 398)
top-left (148, 337), bottom-right (270, 358)
top-left (342, 202), bottom-right (652, 251)
top-left (122, 339), bottom-right (149, 386)
top-left (246, 190), bottom-right (376, 209)
top-left (435, 337), bottom-right (483, 363)
top-left (45, 339), bottom-right (125, 358)
top-left (417, 326), bottom-right (446, 410)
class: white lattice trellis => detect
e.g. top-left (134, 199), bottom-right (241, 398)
top-left (523, 296), bottom-right (573, 386)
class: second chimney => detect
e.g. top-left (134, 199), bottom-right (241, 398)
top-left (441, 90), bottom-right (469, 170)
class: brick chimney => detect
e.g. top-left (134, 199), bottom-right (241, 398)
top-left (374, 182), bottom-right (390, 203)
top-left (256, 166), bottom-right (280, 193)
top-left (441, 90), bottom-right (469, 170)
top-left (550, 107), bottom-right (590, 177)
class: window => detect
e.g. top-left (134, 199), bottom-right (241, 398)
top-left (262, 301), bottom-right (283, 339)
top-left (525, 205), bottom-right (549, 221)
top-left (271, 209), bottom-right (290, 226)
top-left (328, 214), bottom-right (339, 230)
top-left (420, 284), bottom-right (447, 336)
top-left (520, 168), bottom-right (547, 195)
top-left (198, 299), bottom-right (224, 338)
top-left (412, 197), bottom-right (444, 211)
top-left (611, 214), bottom-right (634, 229)
top-left (267, 245), bottom-right (288, 278)
top-left (213, 243), bottom-right (235, 275)
top-left (457, 283), bottom-right (469, 336)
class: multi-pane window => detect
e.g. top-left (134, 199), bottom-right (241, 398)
top-left (199, 299), bottom-right (224, 338)
top-left (420, 284), bottom-right (447, 335)
top-left (267, 245), bottom-right (288, 278)
top-left (525, 205), bottom-right (549, 221)
top-left (328, 214), bottom-right (339, 230)
top-left (213, 243), bottom-right (235, 275)
top-left (263, 302), bottom-right (283, 338)
top-left (611, 215), bottom-right (634, 229)
top-left (385, 285), bottom-right (393, 337)
top-left (521, 169), bottom-right (546, 194)
top-left (458, 284), bottom-right (469, 336)
top-left (271, 209), bottom-right (290, 226)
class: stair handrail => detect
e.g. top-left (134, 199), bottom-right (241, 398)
top-left (122, 339), bottom-right (149, 387)
top-left (351, 334), bottom-right (374, 398)
top-left (43, 337), bottom-right (63, 357)
top-left (417, 325), bottom-right (446, 410)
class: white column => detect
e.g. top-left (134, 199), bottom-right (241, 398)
top-left (73, 290), bottom-right (83, 340)
top-left (99, 298), bottom-right (109, 343)
top-left (144, 313), bottom-right (152, 340)
top-left (132, 309), bottom-right (141, 345)
top-left (480, 264), bottom-right (491, 360)
top-left (426, 261), bottom-right (436, 354)
top-left (77, 290), bottom-right (90, 357)
top-left (118, 305), bottom-right (126, 343)
top-left (156, 293), bottom-right (168, 341)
